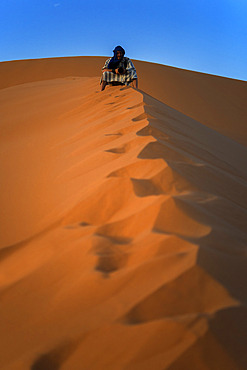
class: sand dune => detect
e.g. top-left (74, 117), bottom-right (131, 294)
top-left (1, 56), bottom-right (247, 145)
top-left (0, 58), bottom-right (247, 369)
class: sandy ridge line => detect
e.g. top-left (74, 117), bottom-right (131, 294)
top-left (0, 81), bottom-right (246, 369)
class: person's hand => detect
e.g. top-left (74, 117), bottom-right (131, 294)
top-left (116, 68), bottom-right (126, 74)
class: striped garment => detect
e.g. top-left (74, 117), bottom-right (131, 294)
top-left (101, 57), bottom-right (137, 85)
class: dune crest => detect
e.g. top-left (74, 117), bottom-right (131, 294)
top-left (1, 56), bottom-right (247, 145)
top-left (1, 69), bottom-right (247, 369)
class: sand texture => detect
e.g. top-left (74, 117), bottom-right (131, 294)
top-left (0, 58), bottom-right (247, 369)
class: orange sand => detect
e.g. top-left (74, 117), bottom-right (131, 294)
top-left (0, 57), bottom-right (247, 369)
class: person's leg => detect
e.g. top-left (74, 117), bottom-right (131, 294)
top-left (101, 80), bottom-right (107, 91)
top-left (101, 71), bottom-right (109, 91)
top-left (132, 78), bottom-right (138, 89)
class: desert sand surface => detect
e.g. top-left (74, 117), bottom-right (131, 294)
top-left (0, 57), bottom-right (247, 370)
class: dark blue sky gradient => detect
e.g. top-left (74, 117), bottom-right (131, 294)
top-left (1, 0), bottom-right (247, 81)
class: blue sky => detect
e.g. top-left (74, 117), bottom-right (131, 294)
top-left (1, 0), bottom-right (247, 81)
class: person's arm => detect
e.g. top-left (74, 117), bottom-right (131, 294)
top-left (102, 58), bottom-right (112, 72)
top-left (126, 58), bottom-right (138, 88)
top-left (126, 59), bottom-right (137, 75)
top-left (102, 58), bottom-right (118, 73)
top-left (103, 68), bottom-right (116, 73)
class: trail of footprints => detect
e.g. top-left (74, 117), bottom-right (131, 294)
top-left (62, 88), bottom-right (228, 283)
top-left (64, 90), bottom-right (201, 277)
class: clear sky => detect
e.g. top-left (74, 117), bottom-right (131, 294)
top-left (1, 0), bottom-right (247, 81)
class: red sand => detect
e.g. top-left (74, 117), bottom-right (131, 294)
top-left (0, 57), bottom-right (247, 369)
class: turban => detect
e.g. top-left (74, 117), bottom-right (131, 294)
top-left (108, 46), bottom-right (125, 69)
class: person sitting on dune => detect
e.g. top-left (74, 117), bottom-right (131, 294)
top-left (101, 46), bottom-right (138, 91)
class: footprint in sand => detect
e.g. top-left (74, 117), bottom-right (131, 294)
top-left (93, 235), bottom-right (129, 277)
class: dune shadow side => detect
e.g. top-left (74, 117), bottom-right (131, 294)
top-left (133, 92), bottom-right (247, 368)
top-left (168, 306), bottom-right (247, 370)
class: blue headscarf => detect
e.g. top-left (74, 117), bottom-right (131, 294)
top-left (108, 46), bottom-right (125, 69)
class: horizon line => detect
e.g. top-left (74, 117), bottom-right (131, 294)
top-left (1, 55), bottom-right (246, 83)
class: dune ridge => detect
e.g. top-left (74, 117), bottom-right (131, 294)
top-left (0, 66), bottom-right (247, 369)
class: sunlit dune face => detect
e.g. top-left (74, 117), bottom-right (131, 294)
top-left (1, 58), bottom-right (247, 370)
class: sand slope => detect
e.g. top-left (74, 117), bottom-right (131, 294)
top-left (0, 60), bottom-right (247, 370)
top-left (1, 56), bottom-right (247, 146)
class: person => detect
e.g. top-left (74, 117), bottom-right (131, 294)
top-left (101, 46), bottom-right (138, 91)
